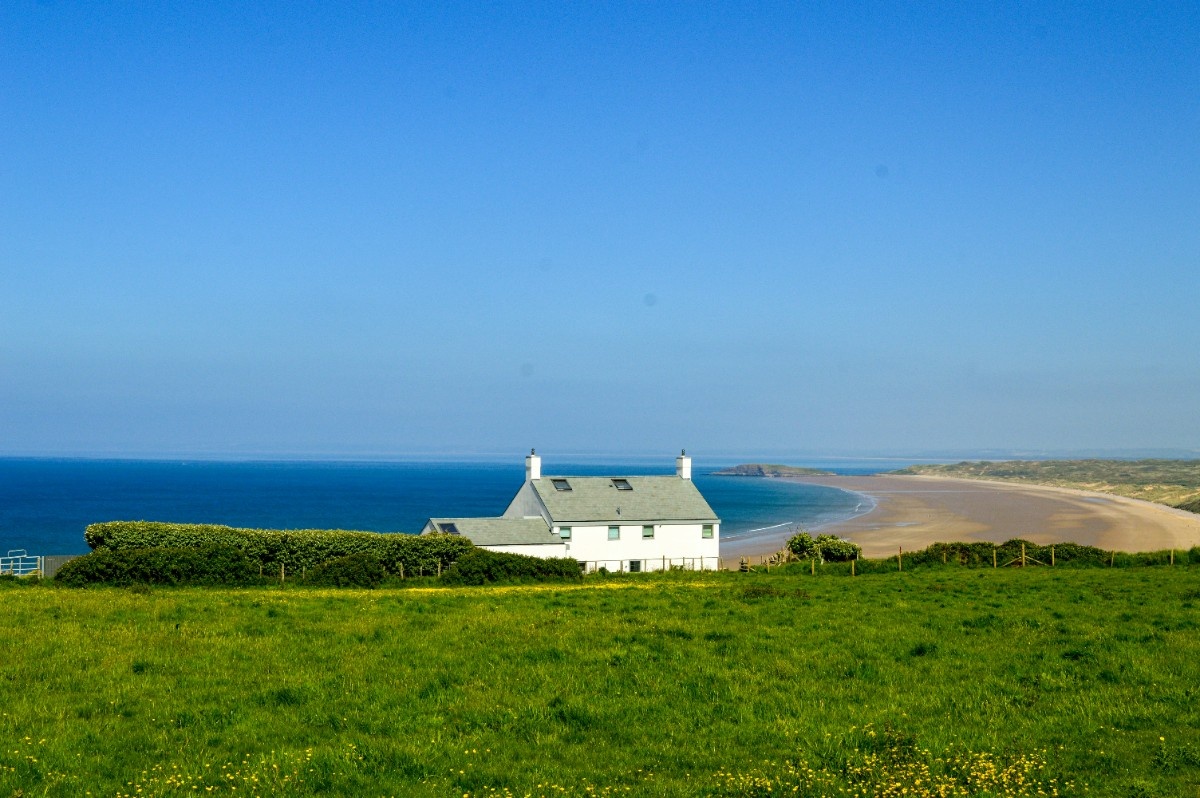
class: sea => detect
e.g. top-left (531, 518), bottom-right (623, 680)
top-left (0, 458), bottom-right (913, 556)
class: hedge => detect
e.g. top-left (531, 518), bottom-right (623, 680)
top-left (440, 549), bottom-right (584, 586)
top-left (85, 522), bottom-right (473, 575)
top-left (55, 545), bottom-right (260, 587)
top-left (876, 539), bottom-right (1195, 570)
top-left (303, 553), bottom-right (388, 588)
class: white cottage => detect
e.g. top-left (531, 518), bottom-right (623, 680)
top-left (422, 451), bottom-right (720, 572)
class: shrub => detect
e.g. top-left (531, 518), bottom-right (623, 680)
top-left (84, 521), bottom-right (473, 576)
top-left (303, 553), bottom-right (388, 588)
top-left (817, 535), bottom-right (862, 562)
top-left (440, 549), bottom-right (583, 586)
top-left (786, 531), bottom-right (862, 562)
top-left (55, 545), bottom-right (260, 587)
top-left (786, 532), bottom-right (819, 559)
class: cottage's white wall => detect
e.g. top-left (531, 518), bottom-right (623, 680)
top-left (478, 543), bottom-right (567, 558)
top-left (555, 522), bottom-right (719, 571)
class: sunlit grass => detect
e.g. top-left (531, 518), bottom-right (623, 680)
top-left (2, 566), bottom-right (1198, 796)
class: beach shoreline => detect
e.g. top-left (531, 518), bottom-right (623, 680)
top-left (719, 473), bottom-right (1200, 562)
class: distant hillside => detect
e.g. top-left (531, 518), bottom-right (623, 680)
top-left (891, 459), bottom-right (1200, 512)
top-left (712, 463), bottom-right (836, 477)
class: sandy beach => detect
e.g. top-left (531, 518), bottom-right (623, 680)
top-left (721, 474), bottom-right (1200, 561)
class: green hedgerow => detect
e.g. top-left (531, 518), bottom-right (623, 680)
top-left (84, 521), bottom-right (473, 576)
top-left (303, 553), bottom-right (388, 588)
top-left (54, 545), bottom-right (260, 587)
top-left (440, 549), bottom-right (583, 586)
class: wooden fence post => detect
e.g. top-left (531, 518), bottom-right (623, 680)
top-left (1170, 549), bottom-right (1174, 566)
top-left (437, 562), bottom-right (441, 578)
top-left (399, 563), bottom-right (404, 579)
top-left (1021, 543), bottom-right (1026, 568)
top-left (1051, 546), bottom-right (1055, 567)
top-left (851, 558), bottom-right (855, 577)
top-left (898, 546), bottom-right (903, 572)
top-left (1109, 550), bottom-right (1115, 567)
top-left (280, 563), bottom-right (285, 584)
top-left (993, 546), bottom-right (997, 569)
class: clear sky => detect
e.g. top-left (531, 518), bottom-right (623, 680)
top-left (2, 2), bottom-right (1198, 459)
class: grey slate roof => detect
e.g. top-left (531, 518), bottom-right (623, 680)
top-left (532, 476), bottom-right (719, 523)
top-left (429, 517), bottom-right (559, 547)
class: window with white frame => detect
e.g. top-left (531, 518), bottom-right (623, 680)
top-left (559, 526), bottom-right (572, 540)
top-left (642, 525), bottom-right (654, 539)
top-left (608, 525), bottom-right (620, 540)
top-left (702, 524), bottom-right (714, 539)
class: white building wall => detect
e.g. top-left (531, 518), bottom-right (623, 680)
top-left (555, 522), bottom-right (719, 572)
top-left (479, 543), bottom-right (569, 558)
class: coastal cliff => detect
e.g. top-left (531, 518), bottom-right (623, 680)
top-left (712, 464), bottom-right (836, 477)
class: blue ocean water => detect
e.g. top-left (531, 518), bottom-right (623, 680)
top-left (0, 458), bottom-right (874, 555)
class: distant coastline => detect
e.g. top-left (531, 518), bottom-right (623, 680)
top-left (712, 463), bottom-right (836, 477)
top-left (892, 458), bottom-right (1200, 514)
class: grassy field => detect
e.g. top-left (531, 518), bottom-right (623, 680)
top-left (3, 566), bottom-right (1199, 797)
top-left (891, 459), bottom-right (1200, 509)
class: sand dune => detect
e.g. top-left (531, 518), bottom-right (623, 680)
top-left (721, 474), bottom-right (1200, 561)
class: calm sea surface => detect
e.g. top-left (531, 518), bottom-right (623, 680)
top-left (0, 458), bottom-right (895, 555)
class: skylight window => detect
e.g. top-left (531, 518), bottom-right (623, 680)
top-left (612, 479), bottom-right (633, 491)
top-left (440, 522), bottom-right (460, 535)
top-left (552, 479), bottom-right (572, 492)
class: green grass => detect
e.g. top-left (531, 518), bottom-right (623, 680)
top-left (2, 567), bottom-right (1199, 796)
top-left (891, 458), bottom-right (1200, 509)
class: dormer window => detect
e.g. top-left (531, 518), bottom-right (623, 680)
top-left (552, 479), bottom-right (572, 492)
top-left (439, 522), bottom-right (460, 535)
top-left (612, 479), bottom-right (633, 491)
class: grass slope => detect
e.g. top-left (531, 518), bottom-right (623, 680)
top-left (892, 459), bottom-right (1200, 509)
top-left (2, 568), bottom-right (1199, 797)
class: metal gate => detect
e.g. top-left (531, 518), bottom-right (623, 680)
top-left (0, 550), bottom-right (43, 577)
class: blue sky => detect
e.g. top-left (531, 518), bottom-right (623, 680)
top-left (2, 2), bottom-right (1198, 459)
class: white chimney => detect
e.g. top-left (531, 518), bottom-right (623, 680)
top-left (526, 448), bottom-right (542, 481)
top-left (675, 449), bottom-right (692, 480)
